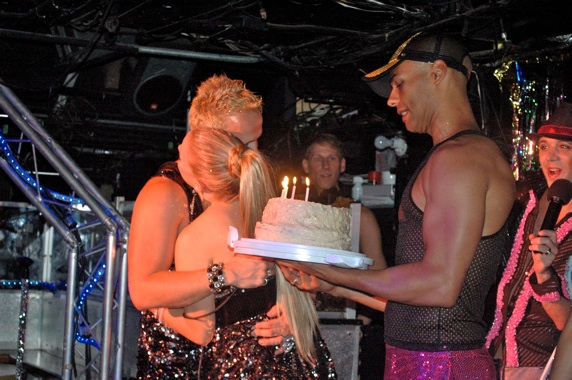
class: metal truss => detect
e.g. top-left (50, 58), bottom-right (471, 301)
top-left (0, 82), bottom-right (130, 379)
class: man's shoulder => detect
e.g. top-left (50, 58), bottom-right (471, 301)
top-left (433, 132), bottom-right (508, 165)
top-left (426, 135), bottom-right (513, 193)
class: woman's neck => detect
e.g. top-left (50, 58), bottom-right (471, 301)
top-left (204, 198), bottom-right (239, 215)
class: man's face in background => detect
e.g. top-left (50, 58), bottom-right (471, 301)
top-left (302, 142), bottom-right (346, 195)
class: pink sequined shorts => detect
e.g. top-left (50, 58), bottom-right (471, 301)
top-left (384, 344), bottom-right (496, 379)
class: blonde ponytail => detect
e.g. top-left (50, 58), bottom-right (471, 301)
top-left (180, 127), bottom-right (319, 364)
top-left (275, 269), bottom-right (319, 364)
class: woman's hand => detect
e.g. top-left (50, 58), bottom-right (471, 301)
top-left (224, 255), bottom-right (276, 289)
top-left (252, 304), bottom-right (292, 354)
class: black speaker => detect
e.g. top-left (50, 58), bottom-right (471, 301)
top-left (132, 58), bottom-right (196, 117)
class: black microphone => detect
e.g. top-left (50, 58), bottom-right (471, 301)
top-left (540, 179), bottom-right (572, 231)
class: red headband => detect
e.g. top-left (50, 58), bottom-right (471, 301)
top-left (536, 125), bottom-right (572, 138)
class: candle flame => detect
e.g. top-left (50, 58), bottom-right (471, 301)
top-left (282, 176), bottom-right (289, 188)
top-left (305, 177), bottom-right (310, 187)
top-left (293, 176), bottom-right (297, 185)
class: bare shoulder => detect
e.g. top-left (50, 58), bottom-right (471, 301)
top-left (360, 204), bottom-right (373, 214)
top-left (424, 132), bottom-right (514, 199)
top-left (131, 175), bottom-right (190, 233)
top-left (422, 131), bottom-right (515, 233)
top-left (176, 206), bottom-right (236, 263)
top-left (359, 205), bottom-right (380, 233)
top-left (136, 175), bottom-right (188, 205)
top-left (135, 177), bottom-right (188, 210)
top-left (464, 133), bottom-right (514, 181)
top-left (431, 132), bottom-right (511, 173)
top-left (360, 205), bottom-right (377, 222)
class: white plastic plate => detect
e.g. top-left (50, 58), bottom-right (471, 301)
top-left (232, 237), bottom-right (373, 269)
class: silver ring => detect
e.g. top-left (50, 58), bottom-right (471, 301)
top-left (281, 334), bottom-right (296, 354)
top-left (263, 278), bottom-right (269, 286)
top-left (545, 248), bottom-right (552, 255)
top-left (267, 269), bottom-right (273, 277)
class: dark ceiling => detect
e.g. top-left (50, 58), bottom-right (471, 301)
top-left (1, 0), bottom-right (572, 199)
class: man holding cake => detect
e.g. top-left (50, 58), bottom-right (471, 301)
top-left (280, 32), bottom-right (516, 378)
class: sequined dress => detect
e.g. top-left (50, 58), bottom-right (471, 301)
top-left (137, 161), bottom-right (337, 379)
top-left (205, 278), bottom-right (337, 379)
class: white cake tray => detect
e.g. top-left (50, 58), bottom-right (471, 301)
top-left (228, 227), bottom-right (373, 269)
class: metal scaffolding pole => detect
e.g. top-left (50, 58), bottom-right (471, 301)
top-left (0, 81), bottom-right (130, 379)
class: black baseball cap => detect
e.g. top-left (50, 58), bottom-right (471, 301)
top-left (363, 32), bottom-right (471, 98)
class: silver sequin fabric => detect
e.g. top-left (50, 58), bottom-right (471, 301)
top-left (207, 314), bottom-right (337, 379)
top-left (136, 308), bottom-right (338, 379)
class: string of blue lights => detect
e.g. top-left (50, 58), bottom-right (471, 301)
top-left (1, 131), bottom-right (104, 349)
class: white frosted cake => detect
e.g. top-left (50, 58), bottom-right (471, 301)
top-left (255, 197), bottom-right (351, 251)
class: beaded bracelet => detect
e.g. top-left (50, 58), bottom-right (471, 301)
top-left (207, 263), bottom-right (227, 294)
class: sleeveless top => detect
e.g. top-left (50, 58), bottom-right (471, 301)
top-left (136, 161), bottom-right (206, 378)
top-left (155, 160), bottom-right (204, 223)
top-left (384, 130), bottom-right (509, 351)
top-left (137, 161), bottom-right (337, 379)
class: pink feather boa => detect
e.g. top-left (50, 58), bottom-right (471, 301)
top-left (485, 190), bottom-right (572, 366)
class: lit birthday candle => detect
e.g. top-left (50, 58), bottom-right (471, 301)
top-left (305, 177), bottom-right (310, 201)
top-left (290, 176), bottom-right (297, 199)
top-left (281, 176), bottom-right (289, 198)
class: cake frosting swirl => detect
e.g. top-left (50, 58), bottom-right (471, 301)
top-left (255, 197), bottom-right (351, 251)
